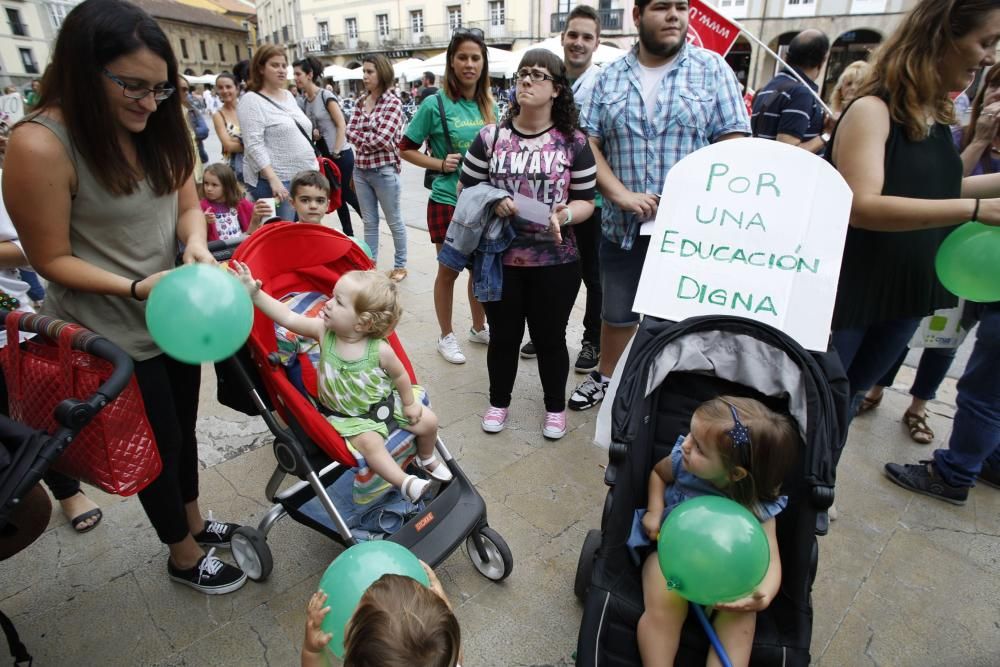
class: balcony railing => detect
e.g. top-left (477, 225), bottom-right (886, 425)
top-left (550, 8), bottom-right (624, 33)
top-left (300, 19), bottom-right (524, 56)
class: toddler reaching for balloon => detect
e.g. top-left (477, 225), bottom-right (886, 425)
top-left (633, 396), bottom-right (797, 667)
top-left (302, 563), bottom-right (461, 667)
top-left (232, 263), bottom-right (452, 502)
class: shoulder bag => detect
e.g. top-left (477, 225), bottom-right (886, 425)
top-left (423, 94), bottom-right (455, 190)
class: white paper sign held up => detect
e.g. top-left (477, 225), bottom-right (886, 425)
top-left (633, 138), bottom-right (852, 351)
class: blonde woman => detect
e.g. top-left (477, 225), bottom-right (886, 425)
top-left (829, 60), bottom-right (870, 120)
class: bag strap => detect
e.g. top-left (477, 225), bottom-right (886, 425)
top-left (253, 91), bottom-right (316, 152)
top-left (435, 94), bottom-right (455, 155)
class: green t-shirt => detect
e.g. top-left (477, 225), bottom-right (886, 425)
top-left (405, 93), bottom-right (498, 206)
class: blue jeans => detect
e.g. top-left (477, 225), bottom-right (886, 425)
top-left (933, 305), bottom-right (1000, 487)
top-left (877, 346), bottom-right (958, 401)
top-left (249, 178), bottom-right (296, 221)
top-left (354, 165), bottom-right (407, 269)
top-left (832, 316), bottom-right (923, 419)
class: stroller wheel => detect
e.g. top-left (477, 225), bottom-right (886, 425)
top-left (574, 529), bottom-right (602, 602)
top-left (465, 526), bottom-right (513, 582)
top-left (231, 526), bottom-right (274, 582)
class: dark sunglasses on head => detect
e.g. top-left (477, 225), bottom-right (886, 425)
top-left (451, 27), bottom-right (485, 42)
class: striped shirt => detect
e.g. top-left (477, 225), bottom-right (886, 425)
top-left (236, 90), bottom-right (317, 187)
top-left (580, 44), bottom-right (750, 248)
top-left (346, 91), bottom-right (405, 171)
top-left (750, 68), bottom-right (824, 143)
top-left (460, 123), bottom-right (596, 267)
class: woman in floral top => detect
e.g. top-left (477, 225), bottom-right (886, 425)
top-left (347, 54), bottom-right (408, 282)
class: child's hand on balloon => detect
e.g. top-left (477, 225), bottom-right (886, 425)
top-left (302, 591), bottom-right (333, 655)
top-left (641, 509), bottom-right (662, 541)
top-left (420, 560), bottom-right (453, 610)
top-left (229, 260), bottom-right (261, 297)
top-left (713, 589), bottom-right (769, 613)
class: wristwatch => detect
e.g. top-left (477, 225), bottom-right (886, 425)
top-left (821, 132), bottom-right (831, 144)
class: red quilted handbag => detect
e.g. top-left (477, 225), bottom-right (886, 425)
top-left (1, 313), bottom-right (161, 496)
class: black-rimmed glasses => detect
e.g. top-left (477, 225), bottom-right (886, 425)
top-left (516, 68), bottom-right (556, 83)
top-left (102, 68), bottom-right (175, 102)
top-left (451, 27), bottom-right (485, 41)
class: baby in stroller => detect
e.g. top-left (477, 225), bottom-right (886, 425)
top-left (631, 396), bottom-right (797, 666)
top-left (232, 261), bottom-right (453, 503)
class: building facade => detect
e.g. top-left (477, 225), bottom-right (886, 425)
top-left (256, 0), bottom-right (302, 60)
top-left (0, 0), bottom-right (73, 88)
top-left (133, 0), bottom-right (250, 75)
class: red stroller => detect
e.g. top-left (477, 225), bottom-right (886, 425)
top-left (219, 223), bottom-right (513, 582)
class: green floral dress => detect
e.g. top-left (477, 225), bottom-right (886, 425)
top-left (318, 331), bottom-right (425, 440)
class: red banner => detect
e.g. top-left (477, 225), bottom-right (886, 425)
top-left (686, 0), bottom-right (741, 56)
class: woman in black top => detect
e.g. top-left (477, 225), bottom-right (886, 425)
top-left (829, 0), bottom-right (1000, 424)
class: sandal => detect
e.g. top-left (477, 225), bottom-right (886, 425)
top-left (415, 453), bottom-right (453, 483)
top-left (902, 410), bottom-right (934, 445)
top-left (859, 391), bottom-right (883, 414)
top-left (401, 475), bottom-right (431, 503)
top-left (61, 491), bottom-right (103, 534)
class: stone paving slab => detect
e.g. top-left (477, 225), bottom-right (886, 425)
top-left (1, 162), bottom-right (996, 666)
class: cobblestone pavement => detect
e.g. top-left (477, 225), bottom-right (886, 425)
top-left (1, 148), bottom-right (996, 666)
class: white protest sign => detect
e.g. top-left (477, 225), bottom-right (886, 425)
top-left (0, 93), bottom-right (24, 126)
top-left (632, 138), bottom-right (852, 351)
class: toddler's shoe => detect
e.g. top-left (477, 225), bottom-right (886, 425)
top-left (415, 452), bottom-right (453, 483)
top-left (542, 411), bottom-right (568, 440)
top-left (401, 475), bottom-right (432, 503)
top-left (482, 406), bottom-right (509, 433)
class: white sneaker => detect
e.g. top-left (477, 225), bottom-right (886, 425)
top-left (468, 325), bottom-right (490, 345)
top-left (437, 333), bottom-right (466, 364)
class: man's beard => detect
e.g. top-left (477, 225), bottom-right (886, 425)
top-left (638, 20), bottom-right (686, 60)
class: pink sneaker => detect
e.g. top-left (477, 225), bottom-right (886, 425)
top-left (542, 411), bottom-right (567, 439)
top-left (482, 406), bottom-right (509, 433)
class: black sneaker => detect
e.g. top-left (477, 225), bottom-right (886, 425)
top-left (193, 511), bottom-right (240, 548)
top-left (520, 341), bottom-right (537, 359)
top-left (569, 370), bottom-right (608, 411)
top-left (884, 461), bottom-right (969, 505)
top-left (574, 341), bottom-right (600, 374)
top-left (977, 461), bottom-right (1000, 489)
top-left (168, 548), bottom-right (247, 595)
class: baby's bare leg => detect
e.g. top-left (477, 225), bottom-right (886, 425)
top-left (407, 407), bottom-right (440, 459)
top-left (637, 552), bottom-right (688, 666)
top-left (708, 610), bottom-right (756, 667)
top-left (350, 431), bottom-right (407, 488)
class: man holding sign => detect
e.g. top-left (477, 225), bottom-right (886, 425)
top-left (570, 0), bottom-right (750, 411)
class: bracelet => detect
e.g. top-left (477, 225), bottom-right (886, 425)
top-left (441, 158), bottom-right (446, 173)
top-left (972, 198), bottom-right (981, 222)
top-left (130, 279), bottom-right (144, 301)
top-left (562, 207), bottom-right (573, 226)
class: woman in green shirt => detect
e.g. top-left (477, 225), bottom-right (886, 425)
top-left (400, 29), bottom-right (497, 365)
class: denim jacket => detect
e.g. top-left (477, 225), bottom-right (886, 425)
top-left (437, 183), bottom-right (516, 302)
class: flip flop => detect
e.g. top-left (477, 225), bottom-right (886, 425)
top-left (71, 507), bottom-right (103, 534)
top-left (903, 411), bottom-right (934, 445)
top-left (858, 391), bottom-right (883, 414)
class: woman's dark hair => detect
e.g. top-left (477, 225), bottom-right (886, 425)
top-left (502, 49), bottom-right (578, 138)
top-left (363, 54), bottom-right (395, 95)
top-left (202, 162), bottom-right (241, 207)
top-left (293, 56), bottom-right (324, 85)
top-left (247, 44), bottom-right (286, 92)
top-left (215, 71), bottom-right (237, 88)
top-left (444, 32), bottom-right (496, 124)
top-left (232, 60), bottom-right (250, 88)
top-left (35, 0), bottom-right (192, 196)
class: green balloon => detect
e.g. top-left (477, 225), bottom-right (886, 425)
top-left (935, 221), bottom-right (1000, 302)
top-left (145, 264), bottom-right (253, 364)
top-left (657, 496), bottom-right (769, 606)
top-left (352, 236), bottom-right (373, 259)
top-left (318, 541), bottom-right (430, 658)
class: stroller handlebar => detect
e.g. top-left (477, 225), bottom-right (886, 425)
top-left (2, 312), bottom-right (135, 404)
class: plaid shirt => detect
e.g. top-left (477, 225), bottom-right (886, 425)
top-left (580, 44), bottom-right (750, 248)
top-left (347, 91), bottom-right (405, 171)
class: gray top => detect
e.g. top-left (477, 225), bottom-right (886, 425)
top-left (30, 114), bottom-right (178, 361)
top-left (237, 90), bottom-right (316, 186)
top-left (304, 89), bottom-right (351, 154)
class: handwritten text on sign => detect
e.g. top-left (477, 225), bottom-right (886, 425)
top-left (633, 139), bottom-right (852, 351)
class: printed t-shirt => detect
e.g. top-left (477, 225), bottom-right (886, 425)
top-left (404, 94), bottom-right (498, 206)
top-left (460, 123), bottom-right (597, 267)
top-left (203, 198), bottom-right (254, 242)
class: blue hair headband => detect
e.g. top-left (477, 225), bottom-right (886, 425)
top-left (727, 404), bottom-right (752, 450)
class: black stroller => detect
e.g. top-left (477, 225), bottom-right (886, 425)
top-left (0, 313), bottom-right (135, 666)
top-left (574, 315), bottom-right (850, 666)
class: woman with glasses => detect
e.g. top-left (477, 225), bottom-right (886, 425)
top-left (347, 54), bottom-right (408, 282)
top-left (401, 28), bottom-right (497, 364)
top-left (238, 44), bottom-right (316, 221)
top-left (459, 50), bottom-right (596, 440)
top-left (2, 0), bottom-right (247, 594)
top-left (293, 56), bottom-right (362, 236)
top-left (211, 71), bottom-right (245, 185)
